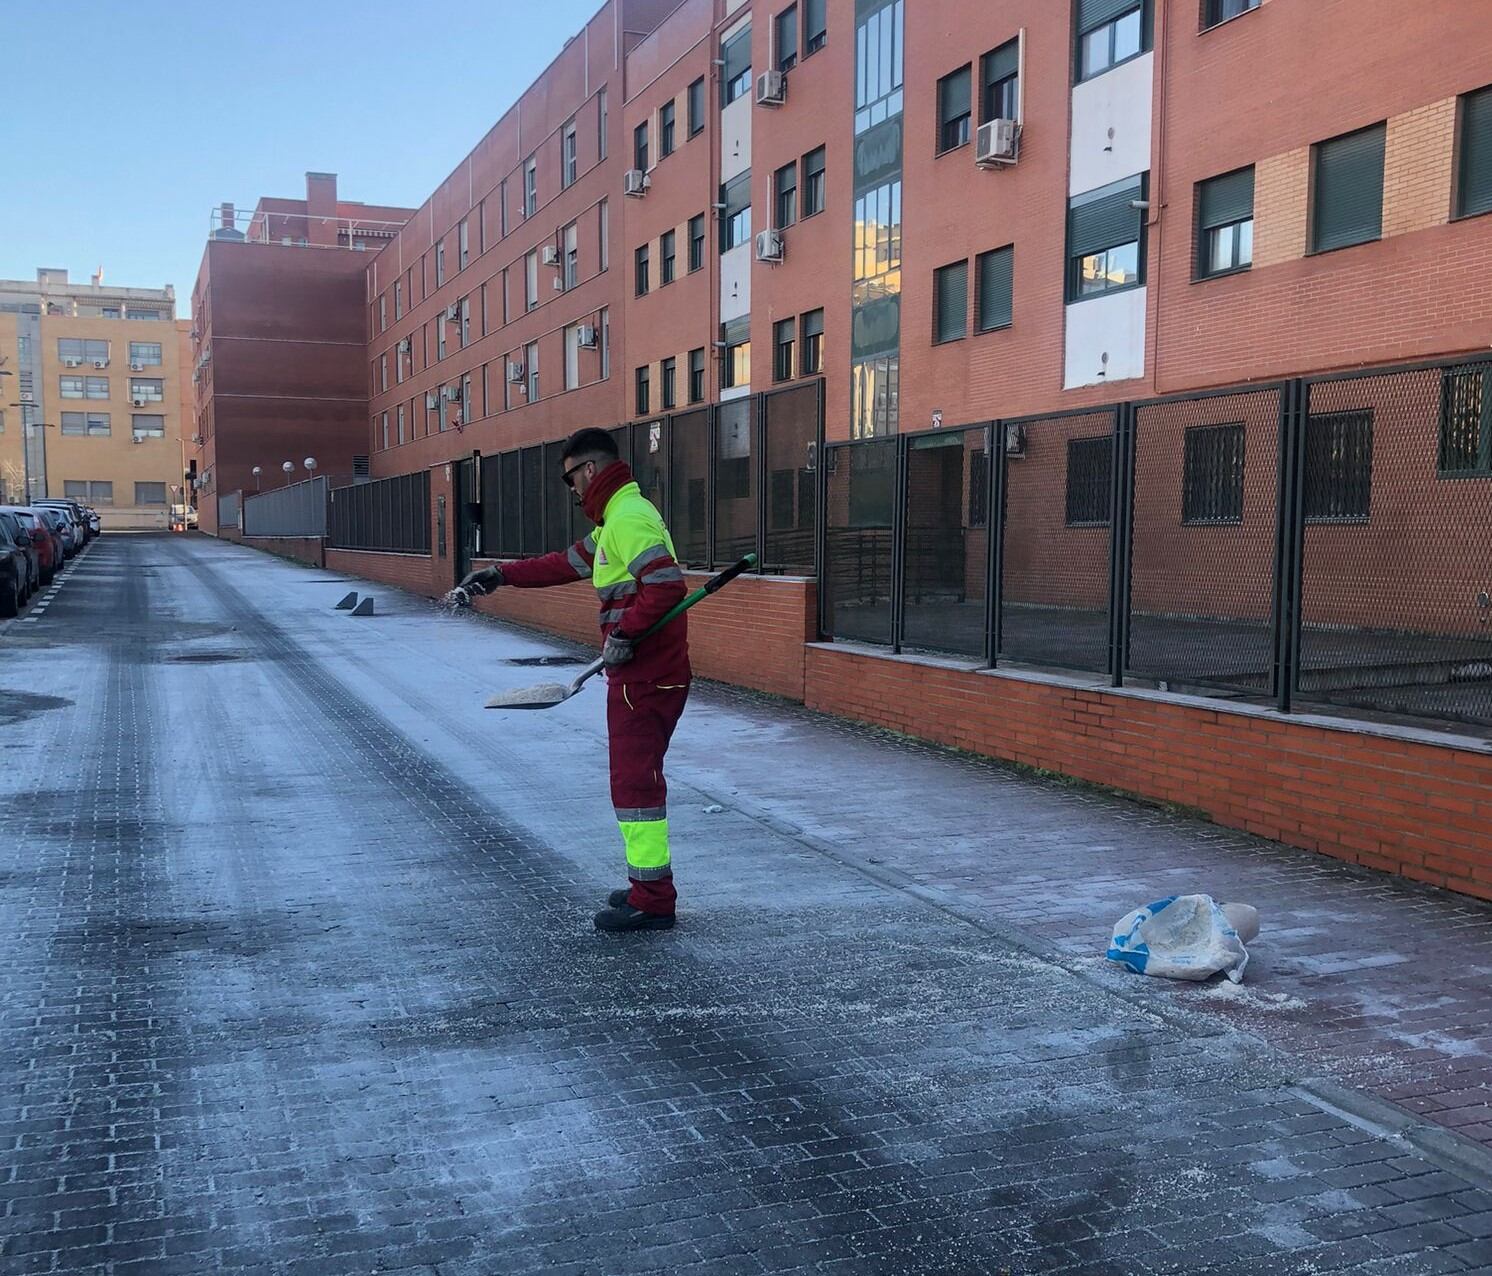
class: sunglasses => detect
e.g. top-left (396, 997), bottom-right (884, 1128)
top-left (561, 460), bottom-right (591, 489)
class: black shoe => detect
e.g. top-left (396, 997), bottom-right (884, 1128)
top-left (594, 903), bottom-right (675, 932)
top-left (607, 888), bottom-right (631, 910)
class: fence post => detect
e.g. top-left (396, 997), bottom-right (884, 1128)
top-left (705, 404), bottom-right (718, 569)
top-left (1275, 377), bottom-right (1308, 713)
top-left (985, 421), bottom-right (1004, 668)
top-left (815, 439), bottom-right (830, 643)
top-left (754, 392), bottom-right (768, 572)
top-left (1107, 403), bottom-right (1136, 688)
top-left (891, 434), bottom-right (909, 654)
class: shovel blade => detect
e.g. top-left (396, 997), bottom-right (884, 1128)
top-left (484, 681), bottom-right (574, 710)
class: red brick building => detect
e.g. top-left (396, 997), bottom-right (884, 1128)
top-left (188, 174), bottom-right (413, 533)
top-left (226, 0), bottom-right (1492, 899)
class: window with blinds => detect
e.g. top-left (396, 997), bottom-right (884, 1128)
top-left (1182, 423), bottom-right (1245, 524)
top-left (1311, 124), bottom-right (1385, 254)
top-left (1066, 436), bottom-right (1113, 526)
top-left (1440, 367), bottom-right (1492, 476)
top-left (1067, 174), bottom-right (1146, 301)
top-left (933, 260), bottom-right (968, 343)
top-left (1457, 86), bottom-right (1492, 220)
top-left (976, 246), bottom-right (1014, 331)
top-left (1304, 411), bottom-right (1373, 522)
top-left (1196, 166), bottom-right (1254, 277)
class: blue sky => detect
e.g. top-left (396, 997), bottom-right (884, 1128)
top-left (0, 0), bottom-right (604, 315)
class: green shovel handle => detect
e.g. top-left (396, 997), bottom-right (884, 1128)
top-left (635, 552), bottom-right (758, 640)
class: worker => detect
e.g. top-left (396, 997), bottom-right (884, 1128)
top-left (458, 428), bottom-right (690, 933)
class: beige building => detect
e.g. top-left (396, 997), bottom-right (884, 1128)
top-left (0, 268), bottom-right (186, 528)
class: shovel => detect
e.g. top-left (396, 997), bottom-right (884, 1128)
top-left (484, 553), bottom-right (758, 710)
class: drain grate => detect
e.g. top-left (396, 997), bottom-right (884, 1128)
top-left (163, 651), bottom-right (251, 664)
top-left (504, 655), bottom-right (588, 667)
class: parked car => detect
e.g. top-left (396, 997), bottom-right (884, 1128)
top-left (8, 508), bottom-right (59, 586)
top-left (34, 508), bottom-right (70, 563)
top-left (0, 510), bottom-right (39, 597)
top-left (34, 500), bottom-right (88, 552)
top-left (0, 513), bottom-right (31, 616)
top-left (86, 508), bottom-right (101, 536)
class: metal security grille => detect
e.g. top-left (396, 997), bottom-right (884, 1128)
top-left (763, 382), bottom-right (821, 576)
top-left (217, 492), bottom-right (241, 530)
top-left (480, 453), bottom-right (503, 552)
top-left (499, 452), bottom-right (522, 556)
top-left (1129, 388), bottom-right (1282, 695)
top-left (542, 441), bottom-right (568, 552)
top-left (902, 426), bottom-right (990, 659)
top-left (327, 472), bottom-right (429, 554)
top-left (668, 408), bottom-right (711, 567)
top-left (632, 419), bottom-right (668, 520)
top-left (1298, 364), bottom-right (1492, 729)
top-left (1002, 410), bottom-right (1118, 673)
top-left (520, 447), bottom-right (544, 555)
top-left (713, 399), bottom-right (756, 566)
top-left (242, 477), bottom-right (328, 538)
top-left (821, 440), bottom-right (896, 646)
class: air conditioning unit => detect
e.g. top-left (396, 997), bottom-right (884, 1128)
top-left (93, 359), bottom-right (109, 369)
top-left (425, 392), bottom-right (440, 409)
top-left (129, 360), bottom-right (144, 371)
top-left (443, 384), bottom-right (463, 402)
top-left (63, 357), bottom-right (82, 368)
top-left (507, 360), bottom-right (526, 384)
top-left (132, 398), bottom-right (147, 408)
top-left (624, 168), bottom-right (649, 197)
top-left (756, 70), bottom-right (786, 106)
top-left (396, 338), bottom-right (410, 354)
top-left (191, 434), bottom-right (203, 446)
top-left (976, 118), bottom-right (1021, 167)
top-left (755, 228), bottom-right (785, 263)
top-left (541, 245), bottom-right (560, 266)
top-left (444, 303), bottom-right (460, 322)
top-left (577, 324), bottom-right (598, 349)
top-left (1004, 423), bottom-right (1027, 457)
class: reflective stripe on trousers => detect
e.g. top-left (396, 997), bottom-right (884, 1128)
top-left (607, 680), bottom-right (689, 884)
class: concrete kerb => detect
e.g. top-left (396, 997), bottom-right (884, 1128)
top-left (300, 557), bottom-right (1492, 1191)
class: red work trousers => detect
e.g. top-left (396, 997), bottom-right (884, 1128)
top-left (607, 678), bottom-right (690, 915)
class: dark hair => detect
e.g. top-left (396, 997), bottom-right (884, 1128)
top-left (561, 427), bottom-right (619, 464)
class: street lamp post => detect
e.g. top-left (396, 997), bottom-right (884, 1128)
top-left (252, 466), bottom-right (262, 492)
top-left (281, 461), bottom-right (295, 487)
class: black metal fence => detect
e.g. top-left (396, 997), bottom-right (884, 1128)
top-left (472, 379), bottom-right (824, 575)
top-left (327, 471), bottom-right (430, 554)
top-left (820, 356), bottom-right (1492, 735)
top-left (242, 477), bottom-right (329, 538)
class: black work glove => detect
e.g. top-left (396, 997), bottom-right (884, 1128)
top-left (601, 631), bottom-right (636, 667)
top-left (458, 565), bottom-right (504, 595)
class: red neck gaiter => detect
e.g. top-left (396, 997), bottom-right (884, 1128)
top-left (581, 460), bottom-right (634, 525)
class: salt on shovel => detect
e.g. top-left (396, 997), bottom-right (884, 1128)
top-left (484, 553), bottom-right (757, 711)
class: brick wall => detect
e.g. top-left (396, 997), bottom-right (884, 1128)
top-left (325, 549), bottom-right (438, 596)
top-left (240, 536), bottom-right (325, 568)
top-left (804, 644), bottom-right (1492, 902)
top-left (1383, 98), bottom-right (1457, 238)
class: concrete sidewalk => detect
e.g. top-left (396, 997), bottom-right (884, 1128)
top-left (3, 532), bottom-right (1492, 1275)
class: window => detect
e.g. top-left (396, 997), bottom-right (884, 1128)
top-left (636, 365), bottom-right (651, 415)
top-left (802, 146), bottom-right (826, 217)
top-left (562, 120), bottom-right (578, 187)
top-left (937, 66), bottom-right (972, 153)
top-left (500, 178), bottom-right (510, 236)
top-left (437, 320), bottom-right (447, 361)
top-left (1312, 123), bottom-right (1385, 253)
top-left (689, 347), bottom-right (706, 402)
top-left (969, 451), bottom-right (989, 527)
top-left (722, 26), bottom-right (752, 105)
top-left (435, 239), bottom-right (447, 285)
top-left (65, 480), bottom-right (112, 505)
top-left (777, 6), bottom-right (798, 72)
top-left (721, 173), bottom-right (752, 250)
top-left (381, 354), bottom-right (390, 390)
top-left (689, 214), bottom-right (706, 270)
top-left (775, 161), bottom-right (798, 228)
top-left (58, 337), bottom-right (109, 363)
top-left (660, 101), bottom-right (676, 157)
top-left (600, 307), bottom-right (611, 379)
top-left (379, 294), bottom-right (387, 332)
top-left (459, 219), bottom-right (470, 268)
top-left (479, 200), bottom-right (488, 253)
top-left (722, 318), bottom-right (751, 389)
top-left (688, 78), bottom-right (706, 135)
top-left (1441, 367), bottom-right (1492, 475)
top-left (801, 309), bottom-right (824, 374)
top-left (394, 279), bottom-right (404, 320)
top-left (1182, 423), bottom-right (1245, 523)
top-left (599, 199), bottom-right (610, 271)
top-left (460, 296), bottom-right (472, 348)
top-left (397, 403), bottom-right (406, 444)
top-left (1067, 174), bottom-right (1146, 302)
top-left (1304, 411), bottom-right (1373, 521)
top-left (774, 318), bottom-right (796, 381)
top-left (525, 342), bottom-right (540, 402)
top-left (1076, 1), bottom-right (1147, 82)
top-left (634, 122), bottom-right (649, 171)
top-left (131, 414), bottom-right (166, 439)
top-left (635, 243), bottom-right (651, 295)
top-left (128, 341), bottom-right (162, 366)
top-left (661, 230), bottom-right (676, 285)
top-left (480, 284), bottom-right (488, 337)
top-left (135, 482), bottom-right (167, 506)
top-left (564, 324), bottom-right (582, 391)
top-left (61, 411), bottom-right (110, 436)
top-left (130, 378), bottom-right (165, 402)
top-left (1456, 86), bottom-right (1492, 220)
top-left (804, 0), bottom-right (826, 54)
top-left (981, 39), bottom-right (1019, 123)
top-left (1203, 0), bottom-right (1258, 29)
top-left (598, 87), bottom-right (609, 160)
top-left (661, 357), bottom-right (677, 409)
top-left (1197, 167), bottom-right (1255, 277)
top-left (975, 246), bottom-right (1014, 332)
top-left (933, 260), bottom-right (968, 343)
top-left (380, 412), bottom-right (390, 450)
top-left (523, 157), bottom-right (538, 217)
top-left (397, 337), bottom-right (407, 383)
top-left (85, 376), bottom-right (109, 399)
top-left (525, 251), bottom-right (539, 311)
top-left (1065, 436), bottom-right (1113, 525)
top-left (564, 222), bottom-right (579, 291)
